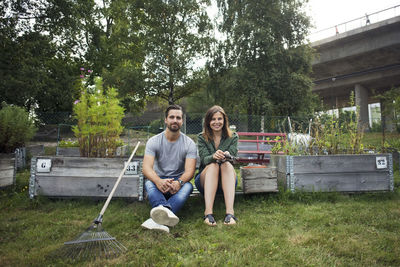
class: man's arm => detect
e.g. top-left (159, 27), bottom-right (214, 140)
top-left (168, 157), bottom-right (196, 194)
top-left (180, 157), bottom-right (196, 183)
top-left (142, 154), bottom-right (173, 193)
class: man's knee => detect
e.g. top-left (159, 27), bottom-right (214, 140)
top-left (180, 181), bottom-right (193, 195)
top-left (144, 179), bottom-right (157, 193)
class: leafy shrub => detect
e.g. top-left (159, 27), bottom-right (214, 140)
top-left (370, 121), bottom-right (382, 132)
top-left (149, 118), bottom-right (163, 134)
top-left (58, 139), bottom-right (79, 147)
top-left (0, 104), bottom-right (37, 153)
top-left (72, 77), bottom-right (124, 157)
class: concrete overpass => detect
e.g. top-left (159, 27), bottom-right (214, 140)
top-left (311, 13), bottom-right (400, 130)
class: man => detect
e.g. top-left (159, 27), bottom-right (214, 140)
top-left (141, 104), bottom-right (197, 233)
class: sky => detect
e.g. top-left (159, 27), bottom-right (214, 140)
top-left (307, 0), bottom-right (400, 32)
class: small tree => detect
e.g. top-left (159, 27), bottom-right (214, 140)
top-left (73, 76), bottom-right (125, 158)
top-left (0, 103), bottom-right (37, 153)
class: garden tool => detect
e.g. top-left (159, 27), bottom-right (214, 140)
top-left (63, 141), bottom-right (140, 260)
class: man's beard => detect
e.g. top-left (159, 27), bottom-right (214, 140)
top-left (167, 123), bottom-right (181, 132)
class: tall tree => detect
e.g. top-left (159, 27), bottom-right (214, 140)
top-left (142, 0), bottom-right (214, 105)
top-left (211, 0), bottom-right (316, 116)
top-left (0, 0), bottom-right (78, 114)
top-left (0, 0), bottom-right (147, 115)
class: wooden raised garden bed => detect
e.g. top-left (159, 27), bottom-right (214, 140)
top-left (0, 153), bottom-right (16, 188)
top-left (240, 165), bottom-right (278, 194)
top-left (271, 154), bottom-right (394, 192)
top-left (29, 156), bottom-right (144, 200)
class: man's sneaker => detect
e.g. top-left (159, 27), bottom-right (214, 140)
top-left (141, 218), bottom-right (169, 233)
top-left (150, 205), bottom-right (179, 227)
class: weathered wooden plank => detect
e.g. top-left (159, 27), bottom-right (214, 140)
top-left (37, 167), bottom-right (140, 177)
top-left (240, 166), bottom-right (278, 193)
top-left (240, 167), bottom-right (277, 180)
top-left (270, 155), bottom-right (287, 173)
top-left (0, 175), bottom-right (14, 187)
top-left (293, 172), bottom-right (390, 192)
top-left (56, 147), bottom-right (80, 157)
top-left (0, 154), bottom-right (15, 187)
top-left (31, 156), bottom-right (144, 199)
top-left (34, 176), bottom-right (140, 197)
top-left (292, 154), bottom-right (390, 174)
top-left (242, 178), bottom-right (278, 193)
top-left (37, 156), bottom-right (142, 168)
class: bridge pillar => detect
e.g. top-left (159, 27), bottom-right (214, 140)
top-left (355, 84), bottom-right (370, 131)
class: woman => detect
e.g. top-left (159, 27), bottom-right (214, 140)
top-left (195, 105), bottom-right (238, 226)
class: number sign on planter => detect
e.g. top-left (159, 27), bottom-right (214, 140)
top-left (376, 156), bottom-right (387, 169)
top-left (37, 159), bottom-right (52, 173)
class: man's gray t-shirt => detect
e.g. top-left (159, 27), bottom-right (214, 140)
top-left (145, 131), bottom-right (197, 177)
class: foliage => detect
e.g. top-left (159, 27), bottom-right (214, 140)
top-left (58, 139), bottom-right (79, 148)
top-left (149, 118), bottom-right (163, 134)
top-left (279, 92), bottom-right (366, 155)
top-left (72, 76), bottom-right (124, 157)
top-left (370, 121), bottom-right (382, 133)
top-left (375, 86), bottom-right (400, 133)
top-left (0, 104), bottom-right (37, 153)
top-left (0, 30), bottom-right (79, 116)
top-left (206, 0), bottom-right (316, 117)
top-left (142, 0), bottom-right (214, 104)
top-left (0, 0), bottom-right (146, 114)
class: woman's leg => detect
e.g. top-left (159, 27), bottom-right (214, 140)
top-left (220, 162), bottom-right (236, 215)
top-left (200, 163), bottom-right (220, 216)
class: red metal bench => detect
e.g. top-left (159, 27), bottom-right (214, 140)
top-left (236, 132), bottom-right (286, 164)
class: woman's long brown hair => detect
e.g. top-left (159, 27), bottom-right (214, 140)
top-left (202, 105), bottom-right (232, 142)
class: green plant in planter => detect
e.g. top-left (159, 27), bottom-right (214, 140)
top-left (310, 92), bottom-right (365, 155)
top-left (0, 103), bottom-right (37, 153)
top-left (58, 139), bottom-right (79, 148)
top-left (72, 76), bottom-right (124, 157)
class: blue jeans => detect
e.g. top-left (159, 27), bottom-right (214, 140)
top-left (144, 176), bottom-right (193, 214)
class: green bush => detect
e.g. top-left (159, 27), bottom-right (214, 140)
top-left (0, 104), bottom-right (37, 153)
top-left (72, 77), bottom-right (125, 157)
top-left (58, 139), bottom-right (79, 147)
top-left (149, 118), bottom-right (163, 134)
top-left (370, 121), bottom-right (382, 132)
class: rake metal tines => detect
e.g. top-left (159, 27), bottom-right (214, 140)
top-left (63, 223), bottom-right (127, 260)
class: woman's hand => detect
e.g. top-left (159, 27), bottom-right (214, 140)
top-left (213, 149), bottom-right (226, 160)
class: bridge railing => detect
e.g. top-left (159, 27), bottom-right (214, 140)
top-left (309, 5), bottom-right (400, 42)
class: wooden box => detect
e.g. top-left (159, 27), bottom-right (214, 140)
top-left (240, 166), bottom-right (278, 194)
top-left (272, 154), bottom-right (394, 192)
top-left (0, 153), bottom-right (16, 188)
top-left (29, 156), bottom-right (144, 200)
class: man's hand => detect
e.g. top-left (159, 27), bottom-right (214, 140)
top-left (156, 178), bottom-right (174, 193)
top-left (167, 180), bottom-right (181, 194)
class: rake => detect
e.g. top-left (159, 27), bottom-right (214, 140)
top-left (63, 142), bottom-right (140, 260)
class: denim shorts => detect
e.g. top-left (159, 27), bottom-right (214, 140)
top-left (194, 171), bottom-right (237, 195)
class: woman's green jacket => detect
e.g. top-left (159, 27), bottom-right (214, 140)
top-left (197, 132), bottom-right (238, 174)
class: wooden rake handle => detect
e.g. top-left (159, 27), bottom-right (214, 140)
top-left (95, 142), bottom-right (140, 223)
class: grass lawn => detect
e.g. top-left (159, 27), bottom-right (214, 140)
top-left (1, 168), bottom-right (399, 266)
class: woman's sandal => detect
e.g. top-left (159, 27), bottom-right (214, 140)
top-left (224, 214), bottom-right (238, 225)
top-left (203, 214), bottom-right (217, 226)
